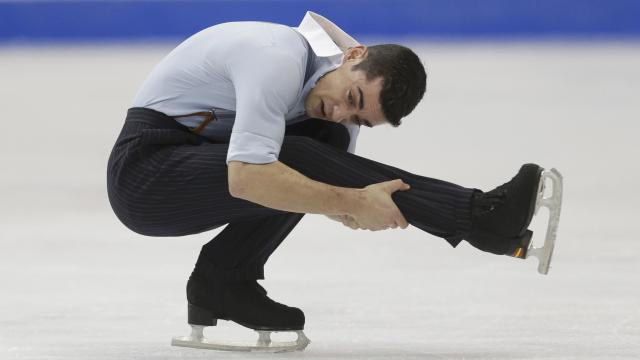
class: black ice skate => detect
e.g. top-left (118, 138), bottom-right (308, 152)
top-left (468, 163), bottom-right (563, 274)
top-left (171, 276), bottom-right (310, 352)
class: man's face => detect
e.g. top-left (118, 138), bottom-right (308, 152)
top-left (305, 46), bottom-right (387, 128)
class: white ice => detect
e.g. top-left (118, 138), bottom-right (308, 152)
top-left (1, 40), bottom-right (639, 359)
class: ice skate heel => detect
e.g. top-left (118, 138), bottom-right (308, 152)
top-left (188, 303), bottom-right (217, 326)
top-left (508, 230), bottom-right (533, 259)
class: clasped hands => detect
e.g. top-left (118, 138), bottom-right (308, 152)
top-left (325, 179), bottom-right (411, 231)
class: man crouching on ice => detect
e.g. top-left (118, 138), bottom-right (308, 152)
top-left (106, 11), bottom-right (562, 352)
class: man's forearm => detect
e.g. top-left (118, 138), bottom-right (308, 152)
top-left (230, 160), bottom-right (361, 216)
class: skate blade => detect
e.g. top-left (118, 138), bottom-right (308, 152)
top-left (171, 325), bottom-right (310, 353)
top-left (525, 168), bottom-right (563, 275)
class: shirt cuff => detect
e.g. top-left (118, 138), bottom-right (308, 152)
top-left (226, 131), bottom-right (281, 165)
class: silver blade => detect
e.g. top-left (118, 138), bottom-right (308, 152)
top-left (171, 326), bottom-right (310, 353)
top-left (527, 168), bottom-right (563, 275)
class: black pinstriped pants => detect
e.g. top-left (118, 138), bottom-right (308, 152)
top-left (107, 108), bottom-right (475, 281)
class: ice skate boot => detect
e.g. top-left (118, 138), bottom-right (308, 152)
top-left (171, 276), bottom-right (310, 352)
top-left (467, 163), bottom-right (563, 274)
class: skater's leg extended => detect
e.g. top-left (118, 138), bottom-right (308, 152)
top-left (277, 135), bottom-right (475, 245)
top-left (278, 137), bottom-right (561, 267)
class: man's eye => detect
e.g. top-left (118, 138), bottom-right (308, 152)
top-left (348, 91), bottom-right (354, 105)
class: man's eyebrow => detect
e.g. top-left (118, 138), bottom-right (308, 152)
top-left (358, 86), bottom-right (364, 110)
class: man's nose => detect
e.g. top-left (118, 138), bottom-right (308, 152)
top-left (331, 103), bottom-right (352, 123)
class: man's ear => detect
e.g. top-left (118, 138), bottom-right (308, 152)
top-left (341, 45), bottom-right (368, 64)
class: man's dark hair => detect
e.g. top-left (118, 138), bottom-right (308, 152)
top-left (351, 44), bottom-right (426, 127)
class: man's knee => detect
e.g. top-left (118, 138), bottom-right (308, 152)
top-left (284, 118), bottom-right (351, 151)
top-left (324, 122), bottom-right (351, 151)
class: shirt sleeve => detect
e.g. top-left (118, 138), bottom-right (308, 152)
top-left (225, 44), bottom-right (306, 165)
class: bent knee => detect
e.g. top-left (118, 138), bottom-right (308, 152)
top-left (283, 125), bottom-right (350, 152)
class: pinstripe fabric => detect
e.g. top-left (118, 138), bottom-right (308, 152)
top-left (107, 107), bottom-right (475, 281)
top-left (277, 137), bottom-right (476, 244)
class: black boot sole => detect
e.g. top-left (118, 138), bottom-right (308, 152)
top-left (468, 227), bottom-right (533, 258)
top-left (187, 302), bottom-right (304, 331)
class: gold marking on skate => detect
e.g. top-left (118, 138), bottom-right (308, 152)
top-left (512, 247), bottom-right (525, 259)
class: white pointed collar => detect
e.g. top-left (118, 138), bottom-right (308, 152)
top-left (294, 11), bottom-right (361, 58)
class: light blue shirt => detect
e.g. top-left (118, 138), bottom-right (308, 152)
top-left (131, 11), bottom-right (361, 165)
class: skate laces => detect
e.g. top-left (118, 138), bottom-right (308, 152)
top-left (473, 187), bottom-right (508, 216)
top-left (242, 281), bottom-right (289, 309)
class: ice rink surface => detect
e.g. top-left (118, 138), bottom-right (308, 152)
top-left (1, 40), bottom-right (639, 359)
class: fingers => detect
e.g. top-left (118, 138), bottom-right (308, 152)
top-left (386, 179), bottom-right (411, 193)
top-left (341, 215), bottom-right (361, 230)
top-left (381, 180), bottom-right (410, 229)
top-left (390, 202), bottom-right (409, 229)
top-left (342, 194), bottom-right (410, 231)
top-left (393, 180), bottom-right (410, 228)
top-left (345, 216), bottom-right (406, 231)
top-left (362, 222), bottom-right (403, 231)
top-left (396, 212), bottom-right (409, 229)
